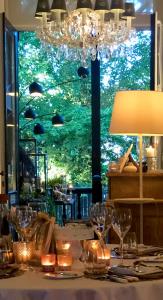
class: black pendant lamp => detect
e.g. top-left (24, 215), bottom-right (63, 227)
top-left (33, 123), bottom-right (45, 134)
top-left (24, 108), bottom-right (36, 120)
top-left (52, 113), bottom-right (64, 127)
top-left (110, 0), bottom-right (125, 13)
top-left (95, 0), bottom-right (110, 13)
top-left (35, 0), bottom-right (50, 17)
top-left (51, 0), bottom-right (67, 12)
top-left (29, 82), bottom-right (43, 97)
top-left (122, 3), bottom-right (136, 19)
top-left (76, 0), bottom-right (92, 12)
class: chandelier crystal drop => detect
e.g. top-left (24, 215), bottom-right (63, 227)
top-left (35, 0), bottom-right (136, 63)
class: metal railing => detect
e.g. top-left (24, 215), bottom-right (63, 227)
top-left (53, 186), bottom-right (108, 225)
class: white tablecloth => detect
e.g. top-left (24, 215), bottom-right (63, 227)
top-left (0, 266), bottom-right (163, 300)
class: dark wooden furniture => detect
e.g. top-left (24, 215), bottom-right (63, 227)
top-left (107, 172), bottom-right (163, 246)
top-left (107, 172), bottom-right (163, 200)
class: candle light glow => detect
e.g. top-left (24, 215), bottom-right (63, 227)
top-left (13, 242), bottom-right (34, 264)
top-left (2, 251), bottom-right (14, 263)
top-left (41, 254), bottom-right (56, 272)
top-left (56, 241), bottom-right (71, 254)
top-left (57, 255), bottom-right (73, 271)
top-left (97, 247), bottom-right (111, 266)
top-left (86, 240), bottom-right (101, 252)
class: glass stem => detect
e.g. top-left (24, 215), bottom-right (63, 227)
top-left (120, 237), bottom-right (124, 265)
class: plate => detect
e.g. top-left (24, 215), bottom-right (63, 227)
top-left (44, 271), bottom-right (83, 280)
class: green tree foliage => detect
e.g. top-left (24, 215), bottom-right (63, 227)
top-left (100, 31), bottom-right (151, 177)
top-left (19, 32), bottom-right (92, 185)
top-left (19, 30), bottom-right (151, 186)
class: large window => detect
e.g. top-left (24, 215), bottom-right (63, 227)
top-left (18, 25), bottom-right (152, 191)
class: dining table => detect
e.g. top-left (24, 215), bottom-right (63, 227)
top-left (1, 255), bottom-right (163, 300)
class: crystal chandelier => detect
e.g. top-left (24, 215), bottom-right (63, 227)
top-left (35, 0), bottom-right (136, 63)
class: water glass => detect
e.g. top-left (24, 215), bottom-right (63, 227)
top-left (89, 203), bottom-right (113, 243)
top-left (124, 232), bottom-right (138, 256)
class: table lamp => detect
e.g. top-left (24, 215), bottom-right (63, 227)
top-left (109, 90), bottom-right (163, 242)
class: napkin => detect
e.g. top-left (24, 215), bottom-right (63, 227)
top-left (113, 245), bottom-right (163, 258)
top-left (134, 256), bottom-right (163, 269)
top-left (109, 265), bottom-right (163, 280)
top-left (137, 245), bottom-right (163, 256)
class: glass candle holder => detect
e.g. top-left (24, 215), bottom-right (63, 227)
top-left (57, 254), bottom-right (73, 271)
top-left (41, 254), bottom-right (56, 272)
top-left (56, 240), bottom-right (71, 255)
top-left (2, 250), bottom-right (14, 263)
top-left (82, 241), bottom-right (108, 275)
top-left (13, 241), bottom-right (34, 264)
top-left (84, 246), bottom-right (107, 275)
top-left (97, 246), bottom-right (111, 266)
top-left (85, 240), bottom-right (101, 252)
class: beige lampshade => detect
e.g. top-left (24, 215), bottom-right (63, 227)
top-left (109, 91), bottom-right (163, 136)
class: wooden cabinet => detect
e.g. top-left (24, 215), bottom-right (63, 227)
top-left (107, 172), bottom-right (163, 246)
top-left (107, 172), bottom-right (163, 200)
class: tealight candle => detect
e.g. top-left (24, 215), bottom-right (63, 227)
top-left (56, 241), bottom-right (71, 254)
top-left (41, 254), bottom-right (56, 272)
top-left (57, 254), bottom-right (73, 271)
top-left (97, 247), bottom-right (111, 266)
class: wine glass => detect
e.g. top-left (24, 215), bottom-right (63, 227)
top-left (90, 203), bottom-right (113, 245)
top-left (16, 206), bottom-right (34, 241)
top-left (104, 206), bottom-right (113, 242)
top-left (123, 232), bottom-right (138, 257)
top-left (112, 208), bottom-right (132, 264)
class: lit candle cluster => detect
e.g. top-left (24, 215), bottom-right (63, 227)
top-left (41, 240), bottom-right (73, 272)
